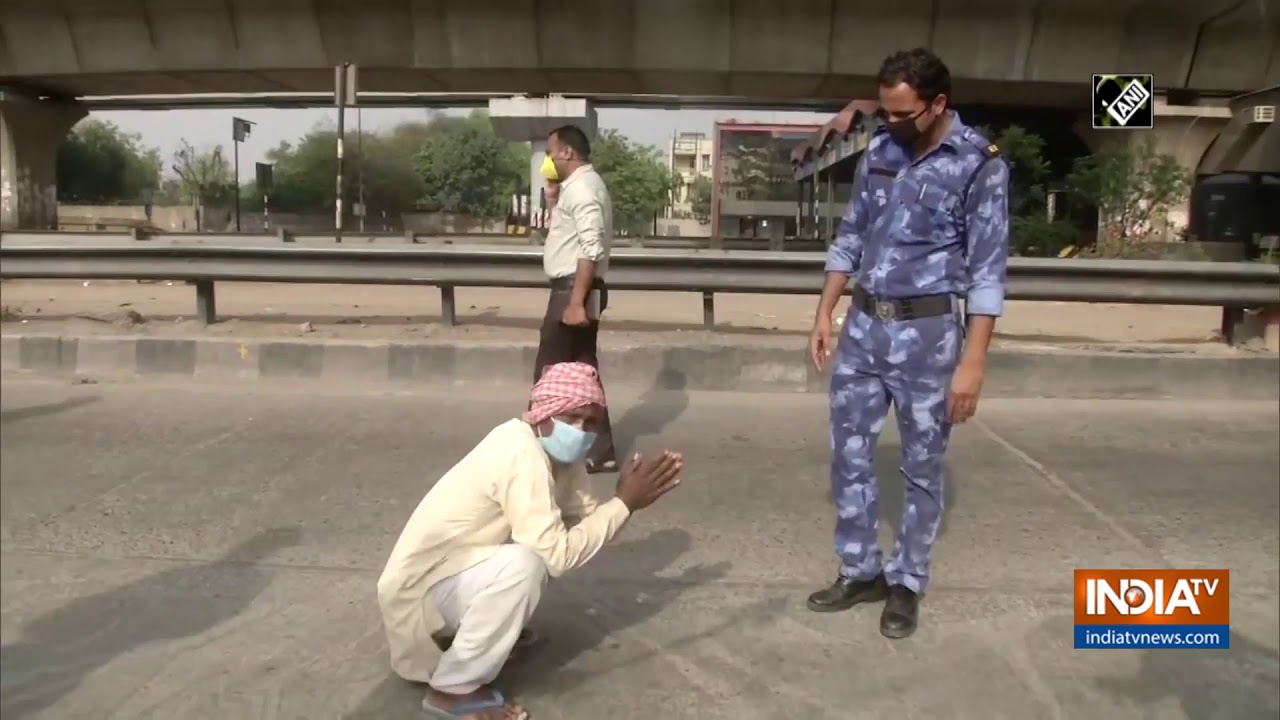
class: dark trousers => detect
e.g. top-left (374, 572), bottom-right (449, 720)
top-left (532, 278), bottom-right (617, 468)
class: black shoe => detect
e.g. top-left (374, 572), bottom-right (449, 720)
top-left (880, 584), bottom-right (920, 639)
top-left (806, 573), bottom-right (888, 613)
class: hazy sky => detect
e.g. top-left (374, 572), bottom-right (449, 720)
top-left (90, 106), bottom-right (836, 171)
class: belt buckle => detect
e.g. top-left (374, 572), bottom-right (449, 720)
top-left (873, 299), bottom-right (895, 322)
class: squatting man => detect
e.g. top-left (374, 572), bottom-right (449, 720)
top-left (377, 361), bottom-right (684, 720)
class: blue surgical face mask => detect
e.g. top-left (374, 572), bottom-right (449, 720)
top-left (538, 419), bottom-right (597, 465)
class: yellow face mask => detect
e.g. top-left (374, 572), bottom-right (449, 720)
top-left (540, 155), bottom-right (559, 182)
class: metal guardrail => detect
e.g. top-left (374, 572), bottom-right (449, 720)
top-left (43, 228), bottom-right (827, 252)
top-left (2, 233), bottom-right (1278, 329)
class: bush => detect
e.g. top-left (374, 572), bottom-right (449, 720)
top-left (1011, 215), bottom-right (1079, 257)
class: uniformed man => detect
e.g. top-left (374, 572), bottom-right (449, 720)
top-left (806, 48), bottom-right (1009, 639)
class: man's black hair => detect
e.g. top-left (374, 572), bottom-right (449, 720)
top-left (877, 48), bottom-right (952, 106)
top-left (550, 124), bottom-right (591, 160)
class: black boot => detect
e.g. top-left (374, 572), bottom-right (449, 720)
top-left (806, 573), bottom-right (888, 613)
top-left (880, 584), bottom-right (920, 639)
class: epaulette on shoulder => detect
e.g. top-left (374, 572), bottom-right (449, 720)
top-left (964, 129), bottom-right (1000, 158)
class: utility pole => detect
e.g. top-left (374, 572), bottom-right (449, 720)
top-left (231, 117), bottom-right (255, 232)
top-left (334, 63), bottom-right (358, 243)
top-left (357, 105), bottom-right (366, 232)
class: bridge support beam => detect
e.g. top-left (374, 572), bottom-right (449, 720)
top-left (0, 95), bottom-right (85, 230)
top-left (489, 96), bottom-right (597, 236)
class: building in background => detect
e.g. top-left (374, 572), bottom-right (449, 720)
top-left (711, 121), bottom-right (822, 244)
top-left (666, 131), bottom-right (714, 216)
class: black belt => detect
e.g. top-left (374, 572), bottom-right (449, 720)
top-left (851, 285), bottom-right (954, 322)
top-left (550, 276), bottom-right (606, 291)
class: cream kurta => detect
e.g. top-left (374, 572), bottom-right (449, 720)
top-left (376, 418), bottom-right (631, 682)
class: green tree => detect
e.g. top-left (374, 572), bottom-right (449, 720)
top-left (414, 111), bottom-right (527, 218)
top-left (591, 129), bottom-right (681, 232)
top-left (976, 124), bottom-right (1079, 258)
top-left (246, 122), bottom-right (427, 221)
top-left (1066, 136), bottom-right (1190, 252)
top-left (163, 140), bottom-right (236, 207)
top-left (688, 175), bottom-right (713, 224)
top-left (56, 119), bottom-right (162, 204)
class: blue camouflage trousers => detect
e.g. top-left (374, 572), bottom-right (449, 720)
top-left (829, 302), bottom-right (965, 594)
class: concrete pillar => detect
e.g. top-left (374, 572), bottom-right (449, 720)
top-left (0, 94), bottom-right (86, 230)
top-left (489, 96), bottom-right (597, 235)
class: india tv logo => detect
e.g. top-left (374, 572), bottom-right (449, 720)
top-left (1073, 569), bottom-right (1230, 649)
top-left (1091, 74), bottom-right (1155, 129)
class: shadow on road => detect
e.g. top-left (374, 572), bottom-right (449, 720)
top-left (0, 395), bottom-right (100, 426)
top-left (346, 528), bottom-right (733, 718)
top-left (612, 364), bottom-right (690, 459)
top-left (0, 527), bottom-right (301, 719)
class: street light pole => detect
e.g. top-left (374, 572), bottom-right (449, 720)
top-left (334, 63), bottom-right (358, 243)
top-left (358, 106), bottom-right (365, 233)
top-left (231, 117), bottom-right (254, 232)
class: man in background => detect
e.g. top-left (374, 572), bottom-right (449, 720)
top-left (534, 125), bottom-right (618, 474)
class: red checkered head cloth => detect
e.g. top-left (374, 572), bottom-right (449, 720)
top-left (523, 362), bottom-right (607, 425)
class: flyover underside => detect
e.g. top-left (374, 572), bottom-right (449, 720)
top-left (1, 0), bottom-right (1275, 104)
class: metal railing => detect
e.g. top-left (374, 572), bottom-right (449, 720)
top-left (1, 233), bottom-right (1277, 330)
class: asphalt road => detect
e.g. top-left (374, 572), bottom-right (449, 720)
top-left (1, 376), bottom-right (1277, 720)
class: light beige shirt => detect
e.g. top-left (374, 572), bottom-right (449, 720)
top-left (544, 164), bottom-right (612, 279)
top-left (376, 418), bottom-right (631, 681)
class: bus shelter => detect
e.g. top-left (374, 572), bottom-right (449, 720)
top-left (790, 100), bottom-right (881, 244)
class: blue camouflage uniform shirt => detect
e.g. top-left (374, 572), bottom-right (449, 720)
top-left (825, 111), bottom-right (1010, 316)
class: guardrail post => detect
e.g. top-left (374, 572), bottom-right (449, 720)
top-left (194, 281), bottom-right (217, 324)
top-left (1220, 306), bottom-right (1248, 345)
top-left (702, 291), bottom-right (715, 329)
top-left (440, 286), bottom-right (457, 326)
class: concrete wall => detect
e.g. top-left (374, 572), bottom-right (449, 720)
top-left (54, 205), bottom-right (507, 235)
top-left (654, 218), bottom-right (711, 238)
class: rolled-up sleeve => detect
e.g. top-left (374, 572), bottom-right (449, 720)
top-left (568, 186), bottom-right (607, 263)
top-left (964, 158), bottom-right (1010, 317)
top-left (824, 154), bottom-right (872, 274)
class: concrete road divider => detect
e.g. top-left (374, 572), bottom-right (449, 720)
top-left (3, 332), bottom-right (1276, 400)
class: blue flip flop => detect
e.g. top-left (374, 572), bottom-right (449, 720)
top-left (422, 688), bottom-right (526, 719)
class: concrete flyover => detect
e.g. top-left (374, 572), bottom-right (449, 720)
top-left (0, 0), bottom-right (1276, 107)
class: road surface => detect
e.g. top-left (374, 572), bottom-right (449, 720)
top-left (1, 376), bottom-right (1277, 719)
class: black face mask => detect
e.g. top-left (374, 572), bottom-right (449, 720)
top-left (884, 107), bottom-right (931, 147)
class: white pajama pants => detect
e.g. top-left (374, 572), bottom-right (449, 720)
top-left (428, 544), bottom-right (549, 694)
